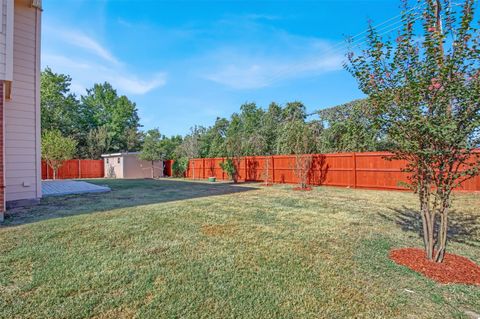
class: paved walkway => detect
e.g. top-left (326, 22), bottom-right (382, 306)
top-left (42, 180), bottom-right (111, 197)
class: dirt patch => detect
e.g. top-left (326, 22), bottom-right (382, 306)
top-left (292, 187), bottom-right (313, 191)
top-left (389, 248), bottom-right (480, 285)
top-left (201, 224), bottom-right (238, 237)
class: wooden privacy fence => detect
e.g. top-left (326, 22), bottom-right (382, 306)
top-left (165, 151), bottom-right (480, 192)
top-left (42, 159), bottom-right (104, 180)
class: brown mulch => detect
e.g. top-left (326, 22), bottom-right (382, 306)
top-left (389, 248), bottom-right (480, 285)
top-left (292, 187), bottom-right (313, 191)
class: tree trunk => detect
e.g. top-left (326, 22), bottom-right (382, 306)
top-left (420, 181), bottom-right (435, 261)
top-left (151, 161), bottom-right (154, 179)
top-left (53, 168), bottom-right (57, 180)
top-left (435, 194), bottom-right (450, 262)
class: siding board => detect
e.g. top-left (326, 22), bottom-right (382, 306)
top-left (4, 0), bottom-right (41, 203)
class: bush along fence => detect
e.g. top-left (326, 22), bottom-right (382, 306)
top-left (42, 159), bottom-right (104, 180)
top-left (165, 151), bottom-right (480, 192)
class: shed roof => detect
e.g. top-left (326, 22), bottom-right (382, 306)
top-left (101, 152), bottom-right (141, 158)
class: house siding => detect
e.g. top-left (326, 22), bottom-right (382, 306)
top-left (0, 0), bottom-right (7, 80)
top-left (0, 82), bottom-right (5, 217)
top-left (4, 0), bottom-right (41, 203)
top-left (0, 0), bottom-right (13, 82)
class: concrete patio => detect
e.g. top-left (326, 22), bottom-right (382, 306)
top-left (42, 180), bottom-right (111, 197)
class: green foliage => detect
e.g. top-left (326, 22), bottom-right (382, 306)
top-left (40, 68), bottom-right (82, 139)
top-left (86, 126), bottom-right (111, 159)
top-left (139, 129), bottom-right (164, 162)
top-left (41, 130), bottom-right (77, 179)
top-left (81, 83), bottom-right (141, 153)
top-left (346, 0), bottom-right (480, 262)
top-left (277, 119), bottom-right (316, 155)
top-left (318, 99), bottom-right (387, 152)
top-left (205, 118), bottom-right (229, 158)
top-left (239, 103), bottom-right (267, 156)
top-left (282, 101), bottom-right (307, 122)
top-left (172, 157), bottom-right (189, 177)
top-left (220, 158), bottom-right (238, 182)
top-left (175, 126), bottom-right (204, 159)
top-left (139, 129), bottom-right (165, 178)
top-left (41, 69), bottom-right (142, 158)
top-left (175, 98), bottom-right (394, 160)
top-left (262, 102), bottom-right (284, 155)
top-left (161, 135), bottom-right (183, 160)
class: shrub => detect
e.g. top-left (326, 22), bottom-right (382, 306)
top-left (172, 157), bottom-right (189, 177)
top-left (220, 158), bottom-right (238, 182)
top-left (42, 130), bottom-right (77, 179)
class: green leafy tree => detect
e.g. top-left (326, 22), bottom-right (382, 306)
top-left (126, 128), bottom-right (144, 153)
top-left (176, 126), bottom-right (204, 178)
top-left (277, 120), bottom-right (316, 189)
top-left (81, 82), bottom-right (141, 153)
top-left (223, 114), bottom-right (244, 182)
top-left (239, 102), bottom-right (266, 156)
top-left (205, 117), bottom-right (229, 158)
top-left (86, 126), bottom-right (111, 159)
top-left (220, 159), bottom-right (238, 182)
top-left (172, 157), bottom-right (189, 177)
top-left (262, 102), bottom-right (284, 155)
top-left (282, 101), bottom-right (307, 122)
top-left (41, 130), bottom-right (77, 180)
top-left (318, 99), bottom-right (385, 152)
top-left (346, 0), bottom-right (480, 262)
top-left (40, 68), bottom-right (82, 141)
top-left (161, 135), bottom-right (183, 160)
top-left (139, 129), bottom-right (164, 178)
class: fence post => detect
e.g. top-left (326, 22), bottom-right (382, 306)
top-left (245, 157), bottom-right (248, 182)
top-left (271, 156), bottom-right (275, 184)
top-left (353, 152), bottom-right (357, 188)
top-left (78, 159), bottom-right (81, 179)
top-left (222, 158), bottom-right (225, 180)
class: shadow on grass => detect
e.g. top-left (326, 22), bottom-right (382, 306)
top-left (3, 179), bottom-right (258, 227)
top-left (379, 206), bottom-right (480, 247)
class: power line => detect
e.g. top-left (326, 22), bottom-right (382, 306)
top-left (262, 2), bottom-right (464, 87)
top-left (262, 14), bottom-right (424, 86)
top-left (261, 5), bottom-right (427, 86)
top-left (326, 2), bottom-right (426, 53)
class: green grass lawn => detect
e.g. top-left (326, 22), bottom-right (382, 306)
top-left (1, 179), bottom-right (479, 318)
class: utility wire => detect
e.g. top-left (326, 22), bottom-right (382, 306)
top-left (263, 2), bottom-right (464, 87)
top-left (261, 5), bottom-right (427, 86)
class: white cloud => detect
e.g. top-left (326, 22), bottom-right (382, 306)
top-left (57, 30), bottom-right (120, 65)
top-left (43, 26), bottom-right (167, 95)
top-left (42, 53), bottom-right (167, 95)
top-left (203, 44), bottom-right (344, 90)
top-left (105, 72), bottom-right (167, 95)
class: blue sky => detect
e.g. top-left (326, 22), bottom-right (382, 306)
top-left (42, 0), bottom-right (401, 136)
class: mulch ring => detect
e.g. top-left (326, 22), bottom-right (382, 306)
top-left (292, 187), bottom-right (313, 191)
top-left (389, 248), bottom-right (480, 286)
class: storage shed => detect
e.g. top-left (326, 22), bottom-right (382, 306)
top-left (101, 152), bottom-right (164, 179)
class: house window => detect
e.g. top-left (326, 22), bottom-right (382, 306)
top-left (106, 158), bottom-right (109, 164)
top-left (117, 157), bottom-right (121, 164)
